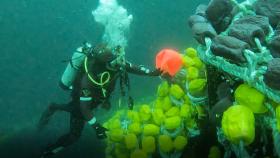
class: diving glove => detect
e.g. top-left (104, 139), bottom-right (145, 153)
top-left (92, 123), bottom-right (108, 139)
top-left (150, 69), bottom-right (162, 76)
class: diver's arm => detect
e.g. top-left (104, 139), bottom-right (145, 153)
top-left (125, 61), bottom-right (161, 76)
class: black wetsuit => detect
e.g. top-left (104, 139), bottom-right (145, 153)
top-left (41, 57), bottom-right (159, 156)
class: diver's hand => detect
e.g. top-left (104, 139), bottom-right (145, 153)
top-left (160, 71), bottom-right (172, 81)
top-left (149, 69), bottom-right (162, 76)
top-left (92, 123), bottom-right (108, 139)
top-left (152, 68), bottom-right (172, 79)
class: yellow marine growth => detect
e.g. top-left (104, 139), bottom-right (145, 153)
top-left (154, 98), bottom-right (163, 109)
top-left (222, 105), bottom-right (255, 145)
top-left (187, 66), bottom-right (199, 80)
top-left (105, 118), bottom-right (122, 130)
top-left (143, 124), bottom-right (160, 136)
top-left (159, 135), bottom-right (174, 153)
top-left (157, 81), bottom-right (169, 97)
top-left (276, 105), bottom-right (280, 132)
top-left (184, 47), bottom-right (204, 70)
top-left (128, 122), bottom-right (142, 135)
top-left (182, 56), bottom-right (195, 68)
top-left (162, 96), bottom-right (172, 111)
top-left (152, 108), bottom-right (165, 125)
top-left (130, 149), bottom-right (147, 158)
top-left (114, 144), bottom-right (129, 158)
top-left (234, 84), bottom-right (267, 114)
top-left (192, 57), bottom-right (204, 69)
top-left (188, 78), bottom-right (207, 94)
top-left (180, 104), bottom-right (193, 118)
top-left (173, 135), bottom-right (188, 151)
top-left (169, 84), bottom-right (184, 100)
top-left (182, 47), bottom-right (199, 68)
top-left (184, 47), bottom-right (198, 58)
top-left (142, 136), bottom-right (156, 153)
top-left (109, 129), bottom-right (124, 142)
top-left (164, 116), bottom-right (182, 130)
top-left (183, 47), bottom-right (205, 87)
top-left (165, 106), bottom-right (180, 117)
top-left (103, 47), bottom-right (204, 158)
top-left (127, 110), bottom-right (140, 123)
top-left (124, 133), bottom-right (138, 150)
top-left (139, 104), bottom-right (151, 122)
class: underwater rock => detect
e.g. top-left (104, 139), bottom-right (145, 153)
top-left (228, 23), bottom-right (265, 48)
top-left (195, 4), bottom-right (208, 17)
top-left (264, 58), bottom-right (280, 90)
top-left (188, 15), bottom-right (208, 28)
top-left (206, 0), bottom-right (234, 33)
top-left (253, 0), bottom-right (280, 28)
top-left (211, 35), bottom-right (249, 64)
top-left (233, 15), bottom-right (270, 35)
top-left (268, 35), bottom-right (280, 58)
top-left (188, 4), bottom-right (218, 45)
top-left (190, 22), bottom-right (217, 45)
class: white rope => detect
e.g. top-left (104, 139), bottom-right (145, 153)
top-left (197, 37), bottom-right (280, 103)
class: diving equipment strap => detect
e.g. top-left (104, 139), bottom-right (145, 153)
top-left (80, 97), bottom-right (92, 101)
top-left (84, 56), bottom-right (111, 97)
top-left (88, 117), bottom-right (97, 125)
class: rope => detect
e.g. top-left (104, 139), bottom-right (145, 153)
top-left (198, 36), bottom-right (280, 103)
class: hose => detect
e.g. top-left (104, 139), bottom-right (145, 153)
top-left (84, 56), bottom-right (111, 97)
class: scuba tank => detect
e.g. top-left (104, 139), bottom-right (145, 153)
top-left (60, 42), bottom-right (92, 90)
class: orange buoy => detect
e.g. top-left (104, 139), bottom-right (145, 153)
top-left (156, 49), bottom-right (183, 76)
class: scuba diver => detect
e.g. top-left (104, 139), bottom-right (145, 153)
top-left (38, 43), bottom-right (161, 158)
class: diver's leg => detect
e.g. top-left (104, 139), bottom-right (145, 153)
top-left (48, 102), bottom-right (73, 112)
top-left (78, 87), bottom-right (109, 139)
top-left (37, 102), bottom-right (73, 130)
top-left (41, 114), bottom-right (85, 158)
